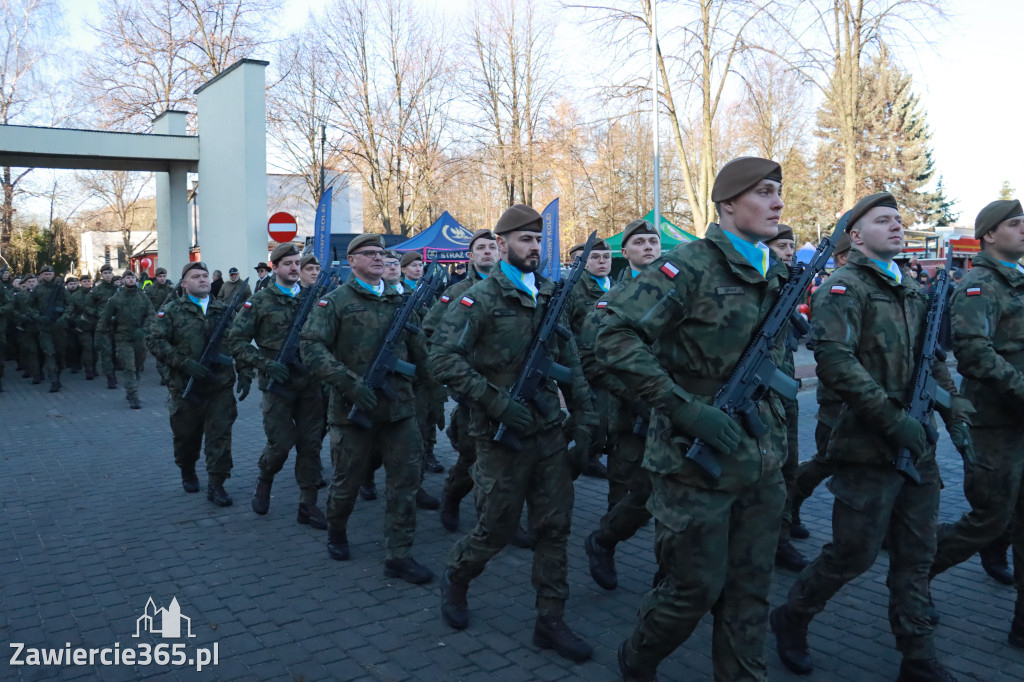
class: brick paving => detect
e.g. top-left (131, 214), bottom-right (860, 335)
top-left (2, 358), bottom-right (1023, 681)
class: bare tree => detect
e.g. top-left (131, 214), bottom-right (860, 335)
top-left (178, 0), bottom-right (279, 76)
top-left (78, 171), bottom-right (153, 262)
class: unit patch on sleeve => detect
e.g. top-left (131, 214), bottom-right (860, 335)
top-left (659, 262), bottom-right (679, 279)
top-left (966, 287), bottom-right (982, 296)
top-left (318, 299), bottom-right (329, 307)
top-left (440, 294), bottom-right (451, 303)
top-left (830, 285), bottom-right (847, 295)
top-left (460, 296), bottom-right (475, 307)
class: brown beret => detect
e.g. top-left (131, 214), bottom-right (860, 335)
top-left (846, 192), bottom-right (898, 232)
top-left (591, 239), bottom-right (610, 251)
top-left (975, 199), bottom-right (1023, 240)
top-left (711, 157), bottom-right (783, 202)
top-left (401, 251), bottom-right (423, 267)
top-left (833, 230), bottom-right (852, 256)
top-left (568, 243), bottom-right (584, 257)
top-left (270, 242), bottom-right (300, 264)
top-left (346, 233), bottom-right (385, 257)
top-left (494, 204), bottom-right (542, 235)
top-left (154, 267), bottom-right (167, 276)
top-left (621, 219), bottom-right (659, 246)
top-left (767, 225), bottom-right (795, 243)
top-left (39, 265), bottom-right (53, 273)
top-left (100, 264), bottom-right (113, 273)
top-left (468, 229), bottom-right (496, 250)
top-left (300, 253), bottom-right (320, 268)
top-left (181, 261), bottom-right (209, 278)
top-left (122, 270), bottom-right (136, 278)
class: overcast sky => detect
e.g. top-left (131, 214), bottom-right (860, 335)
top-left (57, 0), bottom-right (1022, 228)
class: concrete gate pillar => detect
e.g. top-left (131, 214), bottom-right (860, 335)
top-left (195, 59), bottom-right (269, 282)
top-left (152, 110), bottom-right (191, 281)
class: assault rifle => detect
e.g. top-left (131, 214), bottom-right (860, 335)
top-left (896, 250), bottom-right (954, 484)
top-left (347, 264), bottom-right (437, 429)
top-left (182, 278), bottom-right (249, 403)
top-left (493, 231), bottom-right (598, 451)
top-left (266, 270), bottom-right (337, 397)
top-left (684, 218), bottom-right (847, 479)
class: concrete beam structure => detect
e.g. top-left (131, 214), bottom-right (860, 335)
top-left (195, 59), bottom-right (269, 278)
top-left (152, 111), bottom-right (192, 279)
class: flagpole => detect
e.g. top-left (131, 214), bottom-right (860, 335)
top-left (651, 0), bottom-right (660, 234)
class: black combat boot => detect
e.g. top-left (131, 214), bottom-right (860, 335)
top-left (384, 556), bottom-right (434, 584)
top-left (424, 446), bottom-right (444, 474)
top-left (327, 526), bottom-right (349, 560)
top-left (581, 457), bottom-right (608, 479)
top-left (359, 482), bottom-right (377, 501)
top-left (980, 542), bottom-right (1014, 586)
top-left (585, 531), bottom-right (618, 590)
top-left (416, 487), bottom-right (440, 510)
top-left (533, 614), bottom-right (592, 663)
top-left (770, 605), bottom-right (813, 674)
top-left (49, 380), bottom-right (60, 393)
top-left (776, 539), bottom-right (810, 573)
top-left (896, 657), bottom-right (959, 681)
top-left (297, 502), bottom-right (327, 530)
top-left (180, 464), bottom-right (200, 493)
top-left (510, 524), bottom-right (532, 549)
top-left (440, 570), bottom-right (470, 630)
top-left (251, 478), bottom-right (272, 514)
top-left (206, 481), bottom-right (233, 507)
top-left (618, 641), bottom-right (660, 682)
top-left (440, 492), bottom-right (460, 532)
top-left (106, 374), bottom-right (117, 389)
top-left (790, 502), bottom-right (810, 539)
top-left (1009, 613), bottom-right (1024, 649)
top-left (128, 394), bottom-right (141, 409)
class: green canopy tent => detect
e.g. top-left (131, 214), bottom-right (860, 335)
top-left (604, 210), bottom-right (698, 256)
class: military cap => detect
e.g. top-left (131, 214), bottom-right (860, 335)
top-left (468, 228), bottom-right (496, 250)
top-left (846, 192), bottom-right (898, 232)
top-left (300, 253), bottom-right (320, 268)
top-left (383, 250), bottom-right (400, 261)
top-left (711, 157), bottom-right (783, 202)
top-left (833, 230), bottom-right (852, 256)
top-left (494, 204), bottom-right (542, 234)
top-left (975, 199), bottom-right (1023, 239)
top-left (346, 233), bottom-right (385, 257)
top-left (228, 267), bottom-right (239, 274)
top-left (99, 264), bottom-right (113, 273)
top-left (122, 269), bottom-right (135, 278)
top-left (568, 243), bottom-right (584, 257)
top-left (270, 242), bottom-right (300, 264)
top-left (24, 273), bottom-right (36, 280)
top-left (621, 219), bottom-right (658, 246)
top-left (79, 274), bottom-right (92, 282)
top-left (181, 261), bottom-right (209, 278)
top-left (767, 225), bottom-right (795, 243)
top-left (39, 264), bottom-right (53, 273)
top-left (154, 267), bottom-right (167, 276)
top-left (65, 275), bottom-right (78, 283)
top-left (400, 251), bottom-right (423, 267)
top-left (254, 261), bottom-right (270, 271)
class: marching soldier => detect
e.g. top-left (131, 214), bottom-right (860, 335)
top-left (580, 218), bottom-right (661, 591)
top-left (65, 274), bottom-right (99, 380)
top-left (770, 192), bottom-right (973, 682)
top-left (227, 243), bottom-right (327, 529)
top-left (431, 204), bottom-right (598, 663)
top-left (29, 265), bottom-right (67, 392)
top-left (928, 199), bottom-right (1024, 647)
top-left (15, 274), bottom-right (40, 382)
top-left (0, 278), bottom-right (11, 391)
top-left (98, 271), bottom-right (154, 409)
top-left (144, 267), bottom-right (174, 310)
top-left (93, 264), bottom-right (119, 389)
top-left (300, 234), bottom-right (435, 585)
top-left (147, 262), bottom-right (249, 507)
top-left (299, 254), bottom-right (321, 286)
top-left (62, 276), bottom-right (83, 374)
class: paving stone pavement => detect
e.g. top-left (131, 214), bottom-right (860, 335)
top-left (2, 359), bottom-right (1023, 681)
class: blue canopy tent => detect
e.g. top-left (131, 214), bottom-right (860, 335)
top-left (393, 211), bottom-right (474, 261)
top-left (796, 241), bottom-right (834, 269)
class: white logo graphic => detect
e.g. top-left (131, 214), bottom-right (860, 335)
top-left (134, 597), bottom-right (195, 639)
top-left (442, 223), bottom-right (474, 245)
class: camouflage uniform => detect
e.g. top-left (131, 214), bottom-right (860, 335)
top-left (430, 267), bottom-right (596, 618)
top-left (0, 285), bottom-right (12, 388)
top-left (144, 281), bottom-right (174, 310)
top-left (92, 278), bottom-right (119, 379)
top-left (28, 277), bottom-right (67, 385)
top-left (595, 224), bottom-right (789, 679)
top-left (299, 277), bottom-right (431, 561)
top-left (14, 288), bottom-right (40, 380)
top-left (227, 284), bottom-right (324, 506)
top-left (147, 295), bottom-right (240, 484)
top-left (63, 286), bottom-right (98, 378)
top-left (98, 286), bottom-right (154, 401)
top-left (792, 369), bottom-right (842, 511)
top-left (931, 252), bottom-right (1024, 602)
top-left (782, 249), bottom-right (968, 662)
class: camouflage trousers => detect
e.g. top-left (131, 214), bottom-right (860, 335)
top-left (168, 387), bottom-right (237, 483)
top-left (786, 460), bottom-right (940, 660)
top-left (37, 324), bottom-right (65, 382)
top-left (19, 330), bottom-right (39, 378)
top-left (96, 330), bottom-right (115, 376)
top-left (932, 426), bottom-right (1024, 591)
top-left (327, 417), bottom-right (422, 560)
top-left (64, 327), bottom-right (82, 371)
top-left (415, 388), bottom-right (438, 461)
top-left (442, 403), bottom-right (476, 503)
top-left (779, 395), bottom-right (800, 536)
top-left (596, 430), bottom-right (650, 547)
top-left (258, 388), bottom-right (325, 505)
top-left (622, 470), bottom-right (786, 680)
top-left (115, 339), bottom-right (145, 397)
top-left (448, 428), bottom-right (573, 617)
top-left (793, 421), bottom-right (837, 507)
top-left (74, 328), bottom-right (95, 375)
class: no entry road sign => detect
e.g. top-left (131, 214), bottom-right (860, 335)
top-left (268, 212), bottom-right (298, 243)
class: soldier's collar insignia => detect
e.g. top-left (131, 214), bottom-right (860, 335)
top-left (460, 296), bottom-right (475, 307)
top-left (659, 262), bottom-right (679, 279)
top-left (966, 287), bottom-right (982, 296)
top-left (830, 285), bottom-right (847, 295)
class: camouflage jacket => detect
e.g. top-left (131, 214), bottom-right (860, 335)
top-left (144, 282), bottom-right (174, 311)
top-left (300, 276), bottom-right (432, 425)
top-left (13, 289), bottom-right (35, 330)
top-left (0, 284), bottom-right (12, 323)
top-left (950, 251), bottom-right (1024, 427)
top-left (812, 249), bottom-right (968, 466)
top-left (63, 288), bottom-right (93, 330)
top-left (28, 279), bottom-right (66, 326)
top-left (227, 283), bottom-right (320, 393)
top-left (595, 223), bottom-right (790, 492)
top-left (429, 264), bottom-right (596, 440)
top-left (566, 272), bottom-right (608, 337)
top-left (422, 265), bottom-right (486, 340)
top-left (98, 286), bottom-right (154, 340)
top-left (147, 295), bottom-right (238, 394)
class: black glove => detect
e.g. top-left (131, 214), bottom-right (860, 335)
top-left (669, 401), bottom-right (743, 453)
top-left (264, 361), bottom-right (290, 384)
top-left (566, 426), bottom-right (593, 479)
top-left (344, 382), bottom-right (378, 412)
top-left (429, 403), bottom-right (446, 431)
top-left (235, 376), bottom-right (251, 402)
top-left (181, 359), bottom-right (210, 380)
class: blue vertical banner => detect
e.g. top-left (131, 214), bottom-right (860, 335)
top-left (313, 186), bottom-right (333, 266)
top-left (541, 198), bottom-right (560, 281)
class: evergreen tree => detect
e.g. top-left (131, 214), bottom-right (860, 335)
top-left (928, 176), bottom-right (960, 227)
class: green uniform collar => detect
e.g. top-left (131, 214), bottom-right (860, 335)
top-left (705, 223), bottom-right (784, 284)
top-left (971, 251), bottom-right (1024, 287)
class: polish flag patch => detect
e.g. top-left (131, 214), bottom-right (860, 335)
top-left (660, 262), bottom-right (679, 279)
top-left (157, 311), bottom-right (165, 318)
top-left (318, 299), bottom-right (329, 307)
top-left (243, 300), bottom-right (253, 309)
top-left (966, 287), bottom-right (982, 296)
top-left (460, 296), bottom-right (475, 307)
top-left (830, 285), bottom-right (847, 295)
top-left (440, 294), bottom-right (450, 303)
top-left (596, 300), bottom-right (609, 309)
